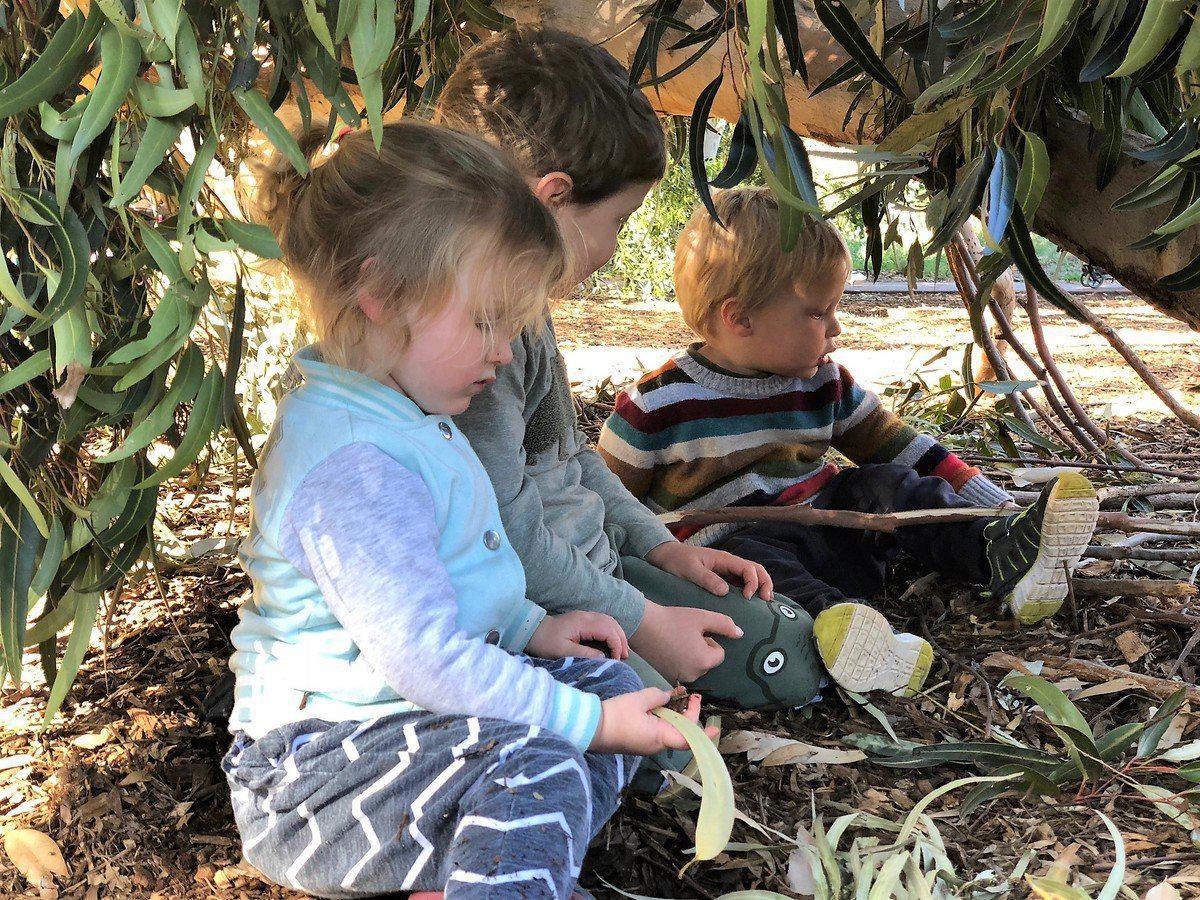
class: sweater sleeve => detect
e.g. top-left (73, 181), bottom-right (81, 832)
top-left (279, 442), bottom-right (601, 750)
top-left (829, 365), bottom-right (1012, 504)
top-left (452, 330), bottom-right (650, 637)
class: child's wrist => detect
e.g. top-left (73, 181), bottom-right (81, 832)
top-left (590, 701), bottom-right (609, 751)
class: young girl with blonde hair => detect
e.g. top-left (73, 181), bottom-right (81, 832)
top-left (223, 119), bottom-right (707, 899)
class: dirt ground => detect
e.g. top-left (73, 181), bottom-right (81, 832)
top-left (2, 291), bottom-right (1200, 899)
top-left (555, 291), bottom-right (1200, 419)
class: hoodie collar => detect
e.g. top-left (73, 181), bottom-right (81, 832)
top-left (289, 345), bottom-right (432, 426)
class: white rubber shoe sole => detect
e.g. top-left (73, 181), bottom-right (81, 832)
top-left (1006, 473), bottom-right (1099, 625)
top-left (813, 603), bottom-right (933, 697)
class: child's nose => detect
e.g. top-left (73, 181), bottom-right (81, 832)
top-left (828, 316), bottom-right (843, 339)
top-left (490, 339), bottom-right (514, 366)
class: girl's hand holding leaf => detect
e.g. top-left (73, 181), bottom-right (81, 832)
top-left (590, 689), bottom-right (716, 755)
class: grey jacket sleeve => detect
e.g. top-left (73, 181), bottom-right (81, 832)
top-left (279, 442), bottom-right (601, 749)
top-left (574, 441), bottom-right (675, 558)
top-left (453, 333), bottom-right (650, 636)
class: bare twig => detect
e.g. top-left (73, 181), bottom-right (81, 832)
top-left (947, 233), bottom-right (1064, 446)
top-left (1069, 578), bottom-right (1198, 599)
top-left (1167, 624), bottom-right (1200, 678)
top-left (1098, 483), bottom-right (1200, 501)
top-left (660, 505), bottom-right (1007, 532)
top-left (958, 454), bottom-right (1200, 481)
top-left (1111, 495), bottom-right (1200, 512)
top-left (950, 232), bottom-right (1085, 453)
top-left (983, 651), bottom-right (1200, 704)
top-left (986, 288), bottom-right (1103, 456)
top-left (1084, 545), bottom-right (1200, 562)
top-left (1116, 603), bottom-right (1200, 629)
top-left (661, 505), bottom-right (1200, 537)
top-left (1022, 286), bottom-right (1145, 465)
top-left (1050, 288), bottom-right (1200, 432)
top-left (1097, 513), bottom-right (1200, 538)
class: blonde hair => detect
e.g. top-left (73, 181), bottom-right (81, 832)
top-left (249, 119), bottom-right (565, 369)
top-left (673, 187), bottom-right (851, 336)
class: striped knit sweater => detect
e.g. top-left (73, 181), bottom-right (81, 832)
top-left (598, 346), bottom-right (1012, 545)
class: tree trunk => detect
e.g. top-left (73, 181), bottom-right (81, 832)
top-left (503, 0), bottom-right (1200, 330)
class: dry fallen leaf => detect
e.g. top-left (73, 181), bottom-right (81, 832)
top-left (1146, 883), bottom-right (1182, 900)
top-left (71, 729), bottom-right (111, 750)
top-left (720, 729), bottom-right (865, 767)
top-left (1116, 630), bottom-right (1150, 664)
top-left (761, 742), bottom-right (866, 767)
top-left (786, 824), bottom-right (819, 896)
top-left (0, 754), bottom-right (36, 772)
top-left (4, 828), bottom-right (69, 890)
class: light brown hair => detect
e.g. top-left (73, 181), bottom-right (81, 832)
top-left (435, 26), bottom-right (667, 204)
top-left (673, 187), bottom-right (851, 336)
top-left (249, 119), bottom-right (565, 368)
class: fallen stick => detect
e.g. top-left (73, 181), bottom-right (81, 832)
top-left (982, 651), bottom-right (1200, 705)
top-left (948, 234), bottom-right (1068, 447)
top-left (1117, 603), bottom-right (1200, 629)
top-left (959, 454), bottom-right (1200, 481)
top-left (1070, 578), bottom-right (1198, 599)
top-left (1098, 483), bottom-right (1200, 501)
top-left (987, 288), bottom-right (1103, 456)
top-left (660, 505), bottom-right (1200, 538)
top-left (1053, 288), bottom-right (1200, 432)
top-left (1137, 495), bottom-right (1200, 511)
top-left (1011, 489), bottom-right (1200, 510)
top-left (1022, 287), bottom-right (1143, 465)
top-left (1097, 513), bottom-right (1200, 538)
top-left (1084, 545), bottom-right (1200, 562)
top-left (659, 505), bottom-right (1007, 532)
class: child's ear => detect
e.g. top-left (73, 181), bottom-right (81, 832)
top-left (718, 297), bottom-right (754, 336)
top-left (531, 171), bottom-right (574, 209)
top-left (356, 257), bottom-right (387, 323)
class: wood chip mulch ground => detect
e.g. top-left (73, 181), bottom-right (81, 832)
top-left (2, 415), bottom-right (1200, 898)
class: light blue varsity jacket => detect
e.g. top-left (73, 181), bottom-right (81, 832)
top-left (228, 346), bottom-right (603, 749)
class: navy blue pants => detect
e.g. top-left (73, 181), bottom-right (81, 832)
top-left (223, 656), bottom-right (643, 898)
top-left (712, 464), bottom-right (991, 617)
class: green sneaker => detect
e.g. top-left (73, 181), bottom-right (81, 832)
top-left (813, 603), bottom-right (933, 697)
top-left (981, 472), bottom-right (1099, 625)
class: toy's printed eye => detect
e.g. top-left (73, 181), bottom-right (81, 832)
top-left (762, 650), bottom-right (786, 675)
top-left (777, 604), bottom-right (797, 619)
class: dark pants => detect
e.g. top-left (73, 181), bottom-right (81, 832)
top-left (712, 464), bottom-right (991, 618)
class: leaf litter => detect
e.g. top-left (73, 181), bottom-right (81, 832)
top-left (0, 414), bottom-right (1198, 897)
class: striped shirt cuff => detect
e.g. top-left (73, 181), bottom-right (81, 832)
top-left (543, 681), bottom-right (603, 751)
top-left (957, 473), bottom-right (1014, 507)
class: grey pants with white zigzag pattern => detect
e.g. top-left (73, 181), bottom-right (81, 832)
top-left (222, 656), bottom-right (643, 899)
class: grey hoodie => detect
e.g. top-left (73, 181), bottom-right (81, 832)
top-left (454, 320), bottom-right (675, 636)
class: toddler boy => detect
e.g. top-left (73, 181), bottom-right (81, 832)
top-left (599, 187), bottom-right (1100, 694)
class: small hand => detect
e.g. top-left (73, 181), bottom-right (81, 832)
top-left (589, 689), bottom-right (717, 755)
top-left (629, 601), bottom-right (743, 684)
top-left (645, 540), bottom-right (773, 600)
top-left (526, 610), bottom-right (629, 661)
